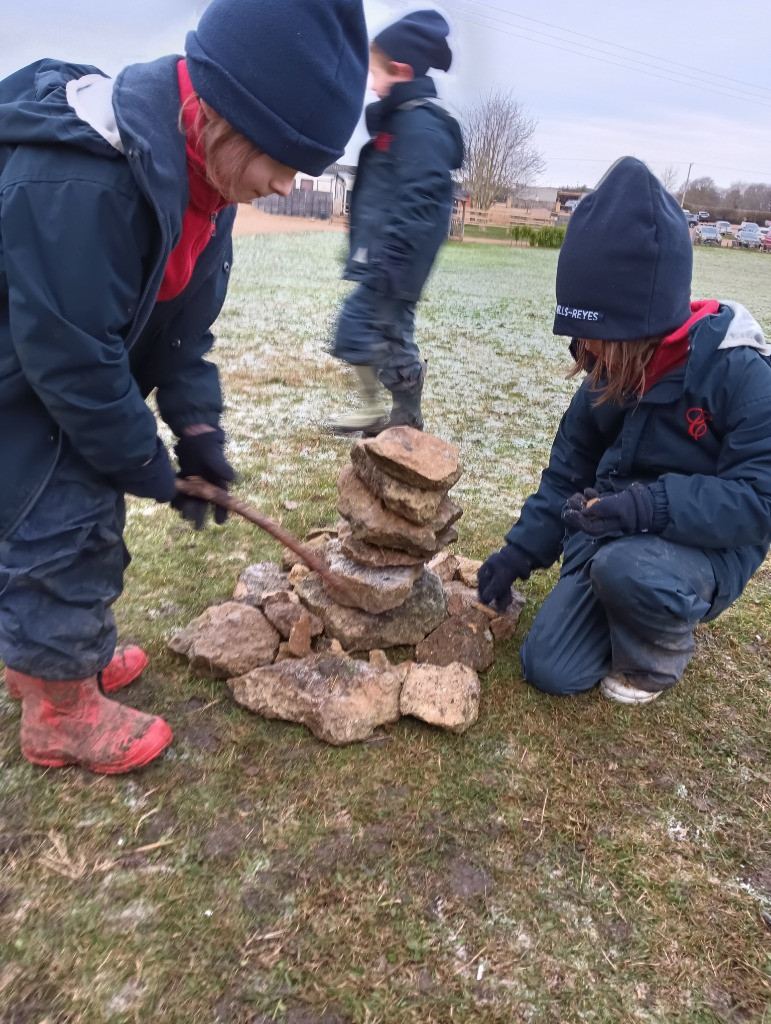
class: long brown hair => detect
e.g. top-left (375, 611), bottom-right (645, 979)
top-left (568, 336), bottom-right (664, 405)
top-left (179, 94), bottom-right (259, 200)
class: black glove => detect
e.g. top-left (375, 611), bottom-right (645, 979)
top-left (477, 543), bottom-right (532, 612)
top-left (172, 427), bottom-right (236, 529)
top-left (113, 437), bottom-right (177, 503)
top-left (561, 483), bottom-right (655, 539)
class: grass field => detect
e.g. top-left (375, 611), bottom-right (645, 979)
top-left (1, 239), bottom-right (770, 1024)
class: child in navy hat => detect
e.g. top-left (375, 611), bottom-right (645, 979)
top-left (329, 8), bottom-right (464, 434)
top-left (478, 156), bottom-right (771, 705)
top-left (0, 0), bottom-right (368, 774)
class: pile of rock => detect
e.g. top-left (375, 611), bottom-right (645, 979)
top-left (169, 427), bottom-right (525, 746)
top-left (295, 426), bottom-right (463, 649)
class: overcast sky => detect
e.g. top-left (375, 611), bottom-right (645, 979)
top-left (2, 0), bottom-right (768, 190)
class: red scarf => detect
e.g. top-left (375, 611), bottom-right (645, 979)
top-left (642, 299), bottom-right (720, 392)
top-left (156, 61), bottom-right (231, 302)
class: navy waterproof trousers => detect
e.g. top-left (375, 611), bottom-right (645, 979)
top-left (0, 445), bottom-right (127, 681)
top-left (332, 282), bottom-right (423, 394)
top-left (521, 535), bottom-right (718, 695)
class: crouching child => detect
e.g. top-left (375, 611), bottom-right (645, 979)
top-left (478, 156), bottom-right (771, 704)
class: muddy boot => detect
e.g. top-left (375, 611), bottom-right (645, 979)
top-left (10, 672), bottom-right (172, 774)
top-left (364, 360), bottom-right (426, 436)
top-left (4, 645), bottom-right (148, 700)
top-left (328, 365), bottom-right (387, 435)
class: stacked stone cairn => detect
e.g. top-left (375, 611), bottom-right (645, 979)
top-left (169, 427), bottom-right (524, 747)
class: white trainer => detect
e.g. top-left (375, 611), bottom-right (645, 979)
top-left (600, 675), bottom-right (664, 705)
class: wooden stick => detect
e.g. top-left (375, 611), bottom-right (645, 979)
top-left (174, 477), bottom-right (351, 600)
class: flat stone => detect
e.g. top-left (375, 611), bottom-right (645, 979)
top-left (361, 427), bottom-right (462, 491)
top-left (350, 442), bottom-right (448, 525)
top-left (443, 580), bottom-right (480, 617)
top-left (337, 519), bottom-right (426, 568)
top-left (427, 551), bottom-right (459, 583)
top-left (455, 555), bottom-right (483, 589)
top-left (169, 602), bottom-right (280, 678)
top-left (489, 590), bottom-right (526, 641)
top-left (400, 662), bottom-right (480, 734)
top-left (287, 611), bottom-right (313, 657)
top-left (322, 539), bottom-right (423, 614)
top-left (263, 592), bottom-right (323, 639)
top-left (415, 609), bottom-right (494, 672)
top-left (233, 562), bottom-right (290, 608)
top-left (337, 466), bottom-right (458, 557)
top-left (296, 569), bottom-right (447, 651)
top-left (229, 653), bottom-right (404, 745)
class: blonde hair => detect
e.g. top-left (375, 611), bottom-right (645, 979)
top-left (179, 94), bottom-right (260, 200)
top-left (568, 336), bottom-right (663, 406)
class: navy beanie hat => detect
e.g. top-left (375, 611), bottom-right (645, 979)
top-left (186, 0), bottom-right (368, 176)
top-left (373, 9), bottom-right (452, 77)
top-left (553, 157), bottom-right (693, 341)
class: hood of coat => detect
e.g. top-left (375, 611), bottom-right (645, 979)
top-left (365, 76), bottom-right (464, 169)
top-left (0, 60), bottom-right (124, 156)
top-left (0, 56), bottom-right (189, 247)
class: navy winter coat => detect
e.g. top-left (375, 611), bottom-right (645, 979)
top-left (0, 57), bottom-right (236, 541)
top-left (506, 303), bottom-right (771, 619)
top-left (344, 77), bottom-right (464, 302)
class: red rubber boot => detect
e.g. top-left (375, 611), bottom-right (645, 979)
top-left (9, 672), bottom-right (172, 774)
top-left (4, 646), bottom-right (148, 699)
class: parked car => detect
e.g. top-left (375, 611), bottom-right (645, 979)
top-left (694, 225), bottom-right (721, 246)
top-left (763, 232), bottom-right (771, 253)
top-left (697, 211), bottom-right (710, 221)
top-left (760, 226), bottom-right (769, 240)
top-left (682, 209), bottom-right (698, 227)
top-left (739, 221), bottom-right (760, 231)
top-left (715, 220), bottom-right (733, 236)
top-left (734, 224), bottom-right (762, 249)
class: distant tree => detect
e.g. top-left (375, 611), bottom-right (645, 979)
top-left (682, 176), bottom-right (720, 209)
top-left (742, 183), bottom-right (771, 211)
top-left (658, 165), bottom-right (680, 193)
top-left (724, 182), bottom-right (744, 210)
top-left (458, 89), bottom-right (544, 211)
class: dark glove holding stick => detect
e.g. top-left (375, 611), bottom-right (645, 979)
top-left (171, 425), bottom-right (236, 529)
top-left (477, 543), bottom-right (532, 613)
top-left (561, 483), bottom-right (656, 539)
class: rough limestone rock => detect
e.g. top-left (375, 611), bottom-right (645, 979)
top-left (322, 539), bottom-right (423, 614)
top-left (443, 580), bottom-right (480, 617)
top-left (263, 591), bottom-right (323, 639)
top-left (233, 562), bottom-right (290, 608)
top-left (288, 563), bottom-right (311, 587)
top-left (362, 426), bottom-right (462, 491)
top-left (415, 609), bottom-right (494, 672)
top-left (369, 649), bottom-right (391, 670)
top-left (455, 556), bottom-right (484, 589)
top-left (489, 590), bottom-right (526, 641)
top-left (400, 662), bottom-right (480, 734)
top-left (169, 602), bottom-right (280, 678)
top-left (337, 519), bottom-right (425, 568)
top-left (282, 532), bottom-right (334, 571)
top-left (338, 465), bottom-right (458, 557)
top-left (296, 569), bottom-right (447, 651)
top-left (229, 653), bottom-right (403, 745)
top-left (427, 551), bottom-right (459, 583)
top-left (350, 442), bottom-right (447, 525)
top-left (287, 611), bottom-right (313, 657)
